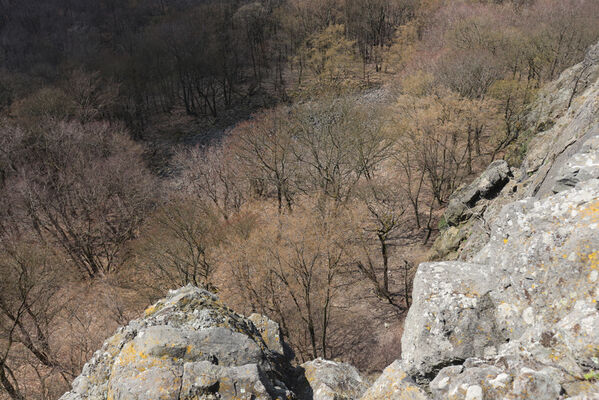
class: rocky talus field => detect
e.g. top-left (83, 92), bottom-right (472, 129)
top-left (61, 41), bottom-right (599, 400)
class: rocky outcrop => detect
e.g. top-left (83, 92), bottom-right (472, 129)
top-left (402, 179), bottom-right (599, 397)
top-left (60, 286), bottom-right (373, 400)
top-left (60, 285), bottom-right (295, 400)
top-left (431, 160), bottom-right (512, 260)
top-left (520, 40), bottom-right (599, 200)
top-left (553, 133), bottom-right (599, 194)
top-left (249, 313), bottom-right (292, 359)
top-left (397, 40), bottom-right (599, 399)
top-left (433, 40), bottom-right (599, 262)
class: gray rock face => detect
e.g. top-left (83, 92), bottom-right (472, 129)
top-left (433, 39), bottom-right (599, 261)
top-left (400, 261), bottom-right (504, 377)
top-left (402, 178), bottom-right (599, 397)
top-left (61, 286), bottom-right (377, 400)
top-left (399, 39), bottom-right (599, 400)
top-left (430, 358), bottom-right (564, 400)
top-left (60, 285), bottom-right (294, 400)
top-left (553, 131), bottom-right (599, 193)
top-left (522, 41), bottom-right (599, 200)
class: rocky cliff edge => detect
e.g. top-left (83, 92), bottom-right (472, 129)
top-left (399, 39), bottom-right (599, 399)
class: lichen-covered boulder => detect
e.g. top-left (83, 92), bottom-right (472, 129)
top-left (400, 261), bottom-right (504, 377)
top-left (360, 361), bottom-right (428, 400)
top-left (60, 285), bottom-right (295, 400)
top-left (297, 358), bottom-right (369, 400)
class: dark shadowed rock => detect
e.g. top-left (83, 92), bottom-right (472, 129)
top-left (444, 160), bottom-right (511, 228)
top-left (431, 160), bottom-right (512, 260)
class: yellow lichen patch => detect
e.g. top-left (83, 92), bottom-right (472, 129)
top-left (563, 380), bottom-right (598, 397)
top-left (114, 341), bottom-right (176, 373)
top-left (549, 351), bottom-right (561, 362)
top-left (463, 289), bottom-right (480, 298)
top-left (144, 304), bottom-right (157, 317)
top-left (104, 334), bottom-right (126, 357)
top-left (117, 342), bottom-right (148, 366)
top-left (587, 251), bottom-right (599, 270)
top-left (580, 200), bottom-right (599, 222)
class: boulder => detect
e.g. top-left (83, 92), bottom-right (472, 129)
top-left (432, 160), bottom-right (512, 260)
top-left (430, 358), bottom-right (563, 400)
top-left (60, 285), bottom-right (294, 400)
top-left (360, 361), bottom-right (428, 400)
top-left (553, 131), bottom-right (599, 193)
top-left (298, 358), bottom-right (369, 400)
top-left (428, 221), bottom-right (474, 261)
top-left (400, 261), bottom-right (504, 377)
top-left (249, 313), bottom-right (289, 358)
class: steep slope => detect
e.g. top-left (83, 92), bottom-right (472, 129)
top-left (434, 39), bottom-right (599, 261)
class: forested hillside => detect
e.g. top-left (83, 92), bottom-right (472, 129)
top-left (1, 0), bottom-right (598, 399)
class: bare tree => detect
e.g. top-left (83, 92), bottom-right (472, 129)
top-left (134, 199), bottom-right (223, 293)
top-left (174, 143), bottom-right (247, 220)
top-left (221, 204), bottom-right (351, 361)
top-left (353, 177), bottom-right (410, 313)
top-left (231, 107), bottom-right (297, 212)
top-left (0, 239), bottom-right (71, 400)
top-left (291, 98), bottom-right (395, 204)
